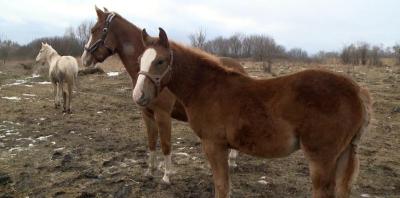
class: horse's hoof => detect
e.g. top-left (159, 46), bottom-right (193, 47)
top-left (144, 168), bottom-right (154, 177)
top-left (228, 161), bottom-right (238, 168)
top-left (162, 174), bottom-right (170, 184)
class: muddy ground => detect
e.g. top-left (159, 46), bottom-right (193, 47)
top-left (0, 57), bottom-right (399, 198)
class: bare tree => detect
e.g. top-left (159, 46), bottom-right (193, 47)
top-left (287, 48), bottom-right (309, 61)
top-left (0, 36), bottom-right (19, 64)
top-left (76, 20), bottom-right (94, 46)
top-left (369, 45), bottom-right (382, 66)
top-left (394, 44), bottom-right (400, 65)
top-left (189, 28), bottom-right (207, 49)
top-left (250, 35), bottom-right (281, 73)
top-left (228, 33), bottom-right (243, 57)
top-left (358, 42), bottom-right (370, 65)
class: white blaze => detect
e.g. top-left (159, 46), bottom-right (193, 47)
top-left (81, 35), bottom-right (93, 66)
top-left (132, 48), bottom-right (157, 103)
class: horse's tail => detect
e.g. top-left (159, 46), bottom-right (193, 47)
top-left (352, 87), bottom-right (372, 150)
top-left (335, 87), bottom-right (372, 196)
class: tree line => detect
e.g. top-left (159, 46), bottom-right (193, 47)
top-left (1, 24), bottom-right (399, 67)
top-left (0, 20), bottom-right (93, 64)
top-left (189, 29), bottom-right (400, 67)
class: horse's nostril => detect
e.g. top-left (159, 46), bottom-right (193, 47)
top-left (138, 92), bottom-right (148, 105)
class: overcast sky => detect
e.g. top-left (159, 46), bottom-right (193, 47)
top-left (0, 0), bottom-right (399, 54)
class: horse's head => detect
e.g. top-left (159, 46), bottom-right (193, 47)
top-left (132, 28), bottom-right (173, 107)
top-left (36, 42), bottom-right (52, 64)
top-left (81, 6), bottom-right (117, 67)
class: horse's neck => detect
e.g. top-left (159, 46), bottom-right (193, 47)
top-left (167, 46), bottom-right (227, 106)
top-left (47, 51), bottom-right (61, 69)
top-left (113, 18), bottom-right (145, 83)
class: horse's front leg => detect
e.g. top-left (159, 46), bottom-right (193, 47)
top-left (142, 109), bottom-right (158, 177)
top-left (203, 140), bottom-right (230, 198)
top-left (154, 110), bottom-right (174, 184)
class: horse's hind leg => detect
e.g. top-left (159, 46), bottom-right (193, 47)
top-left (53, 83), bottom-right (60, 108)
top-left (142, 109), bottom-right (158, 177)
top-left (307, 154), bottom-right (337, 198)
top-left (154, 110), bottom-right (174, 184)
top-left (228, 149), bottom-right (238, 168)
top-left (65, 83), bottom-right (73, 113)
top-left (335, 145), bottom-right (359, 198)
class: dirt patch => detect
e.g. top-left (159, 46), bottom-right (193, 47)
top-left (0, 59), bottom-right (399, 197)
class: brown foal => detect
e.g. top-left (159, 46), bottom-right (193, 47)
top-left (133, 28), bottom-right (372, 198)
top-left (81, 7), bottom-right (245, 183)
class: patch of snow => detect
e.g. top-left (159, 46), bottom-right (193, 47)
top-left (175, 152), bottom-right (190, 157)
top-left (26, 74), bottom-right (40, 79)
top-left (2, 121), bottom-right (14, 124)
top-left (107, 71), bottom-right (120, 77)
top-left (2, 96), bottom-right (21, 101)
top-left (36, 81), bottom-right (52, 85)
top-left (22, 93), bottom-right (36, 97)
top-left (39, 117), bottom-right (46, 121)
top-left (24, 85), bottom-right (33, 87)
top-left (178, 147), bottom-right (185, 150)
top-left (257, 180), bottom-right (269, 185)
top-left (361, 194), bottom-right (371, 198)
top-left (97, 111), bottom-right (103, 114)
top-left (0, 135), bottom-right (5, 138)
top-left (54, 147), bottom-right (64, 151)
top-left (9, 147), bottom-right (26, 152)
top-left (37, 135), bottom-right (53, 141)
top-left (28, 144), bottom-right (34, 147)
top-left (5, 132), bottom-right (20, 136)
top-left (51, 141), bottom-right (56, 145)
top-left (16, 137), bottom-right (36, 143)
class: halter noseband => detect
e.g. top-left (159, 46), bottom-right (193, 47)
top-left (138, 51), bottom-right (174, 95)
top-left (85, 13), bottom-right (116, 56)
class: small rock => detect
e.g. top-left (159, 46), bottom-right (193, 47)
top-left (114, 184), bottom-right (132, 198)
top-left (391, 106), bottom-right (400, 114)
top-left (0, 172), bottom-right (12, 185)
top-left (52, 151), bottom-right (63, 160)
top-left (80, 169), bottom-right (99, 179)
top-left (76, 192), bottom-right (96, 198)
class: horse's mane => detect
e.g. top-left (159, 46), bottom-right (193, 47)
top-left (45, 44), bottom-right (59, 56)
top-left (106, 11), bottom-right (141, 31)
top-left (170, 42), bottom-right (243, 76)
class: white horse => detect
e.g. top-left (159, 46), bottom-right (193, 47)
top-left (36, 42), bottom-right (79, 113)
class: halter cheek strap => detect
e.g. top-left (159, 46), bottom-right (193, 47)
top-left (138, 51), bottom-right (174, 95)
top-left (85, 13), bottom-right (116, 56)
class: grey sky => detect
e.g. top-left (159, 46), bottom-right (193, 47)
top-left (0, 0), bottom-right (399, 54)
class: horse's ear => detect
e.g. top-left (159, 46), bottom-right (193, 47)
top-left (158, 27), bottom-right (169, 48)
top-left (141, 28), bottom-right (151, 47)
top-left (103, 7), bottom-right (109, 12)
top-left (95, 5), bottom-right (104, 18)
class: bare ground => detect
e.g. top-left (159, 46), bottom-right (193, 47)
top-left (0, 57), bottom-right (399, 198)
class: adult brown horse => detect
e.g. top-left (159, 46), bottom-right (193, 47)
top-left (133, 28), bottom-right (372, 198)
top-left (81, 7), bottom-right (244, 183)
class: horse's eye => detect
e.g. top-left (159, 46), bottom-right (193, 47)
top-left (157, 60), bottom-right (164, 65)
